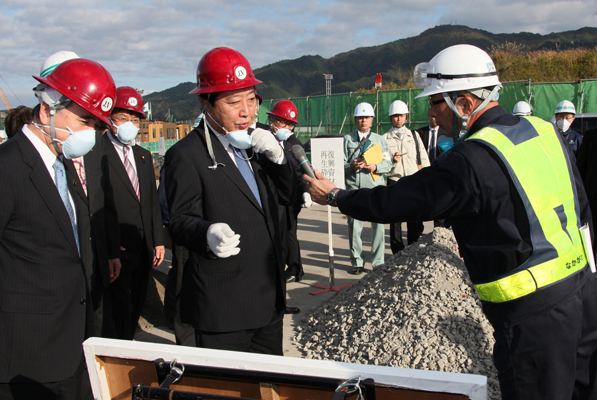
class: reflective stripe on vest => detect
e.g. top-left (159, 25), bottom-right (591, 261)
top-left (466, 116), bottom-right (586, 303)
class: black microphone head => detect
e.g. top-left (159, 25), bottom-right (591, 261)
top-left (291, 144), bottom-right (307, 160)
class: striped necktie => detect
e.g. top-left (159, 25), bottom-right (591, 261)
top-left (72, 157), bottom-right (87, 196)
top-left (123, 146), bottom-right (140, 199)
top-left (230, 145), bottom-right (262, 208)
top-left (52, 158), bottom-right (80, 254)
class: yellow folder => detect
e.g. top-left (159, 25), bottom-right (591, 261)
top-left (362, 143), bottom-right (383, 181)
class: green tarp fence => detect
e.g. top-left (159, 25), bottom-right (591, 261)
top-left (257, 79), bottom-right (597, 143)
top-left (138, 79), bottom-right (597, 153)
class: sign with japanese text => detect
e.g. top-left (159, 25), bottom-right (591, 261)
top-left (311, 137), bottom-right (345, 189)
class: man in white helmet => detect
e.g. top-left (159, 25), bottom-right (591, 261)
top-left (512, 101), bottom-right (532, 116)
top-left (305, 44), bottom-right (596, 400)
top-left (383, 100), bottom-right (429, 254)
top-left (554, 100), bottom-right (582, 156)
top-left (343, 103), bottom-right (392, 274)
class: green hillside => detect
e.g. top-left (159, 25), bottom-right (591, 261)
top-left (144, 25), bottom-right (597, 121)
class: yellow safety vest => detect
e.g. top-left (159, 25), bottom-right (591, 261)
top-left (466, 116), bottom-right (587, 303)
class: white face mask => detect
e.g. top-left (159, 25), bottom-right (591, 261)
top-left (115, 121), bottom-right (139, 145)
top-left (556, 119), bottom-right (571, 132)
top-left (34, 122), bottom-right (96, 159)
top-left (274, 128), bottom-right (292, 141)
top-left (205, 108), bottom-right (253, 149)
top-left (226, 129), bottom-right (253, 149)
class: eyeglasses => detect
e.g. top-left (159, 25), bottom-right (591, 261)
top-left (428, 98), bottom-right (446, 108)
top-left (112, 116), bottom-right (141, 126)
top-left (556, 114), bottom-right (575, 122)
top-left (273, 118), bottom-right (294, 130)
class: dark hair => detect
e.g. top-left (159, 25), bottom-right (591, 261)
top-left (199, 92), bottom-right (221, 107)
top-left (4, 106), bottom-right (33, 138)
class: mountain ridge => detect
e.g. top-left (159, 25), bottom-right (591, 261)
top-left (145, 25), bottom-right (597, 121)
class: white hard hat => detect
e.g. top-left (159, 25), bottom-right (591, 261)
top-left (513, 101), bottom-right (532, 116)
top-left (389, 100), bottom-right (409, 116)
top-left (354, 102), bottom-right (375, 117)
top-left (40, 51), bottom-right (80, 77)
top-left (554, 100), bottom-right (576, 115)
top-left (414, 44), bottom-right (502, 99)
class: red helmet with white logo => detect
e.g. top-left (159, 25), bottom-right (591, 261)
top-left (33, 58), bottom-right (115, 125)
top-left (114, 86), bottom-right (147, 118)
top-left (189, 47), bottom-right (262, 95)
top-left (267, 100), bottom-right (298, 124)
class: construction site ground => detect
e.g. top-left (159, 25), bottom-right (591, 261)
top-left (135, 205), bottom-right (434, 358)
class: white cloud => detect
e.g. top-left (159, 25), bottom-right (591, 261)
top-left (0, 0), bottom-right (595, 107)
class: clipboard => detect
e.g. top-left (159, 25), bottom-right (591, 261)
top-left (362, 143), bottom-right (383, 181)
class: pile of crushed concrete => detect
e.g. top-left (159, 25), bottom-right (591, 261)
top-left (293, 228), bottom-right (501, 399)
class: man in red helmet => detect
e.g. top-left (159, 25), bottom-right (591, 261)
top-left (0, 58), bottom-right (116, 399)
top-left (266, 100), bottom-right (312, 287)
top-left (102, 87), bottom-right (165, 340)
top-left (164, 47), bottom-right (295, 354)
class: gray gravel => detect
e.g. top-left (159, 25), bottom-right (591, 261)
top-left (293, 227), bottom-right (501, 399)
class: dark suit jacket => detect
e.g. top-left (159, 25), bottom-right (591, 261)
top-left (164, 125), bottom-right (295, 332)
top-left (64, 132), bottom-right (120, 290)
top-left (576, 128), bottom-right (597, 248)
top-left (102, 134), bottom-right (164, 271)
top-left (416, 125), bottom-right (443, 159)
top-left (0, 131), bottom-right (92, 383)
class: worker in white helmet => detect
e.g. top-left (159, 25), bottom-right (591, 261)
top-left (343, 102), bottom-right (392, 274)
top-left (382, 100), bottom-right (429, 254)
top-left (512, 101), bottom-right (532, 116)
top-left (554, 100), bottom-right (582, 156)
top-left (305, 44), bottom-right (596, 400)
top-left (39, 50), bottom-right (80, 77)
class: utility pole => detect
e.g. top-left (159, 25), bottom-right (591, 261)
top-left (324, 74), bottom-right (333, 134)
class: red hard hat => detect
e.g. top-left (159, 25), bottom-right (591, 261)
top-left (267, 100), bottom-right (298, 124)
top-left (33, 58), bottom-right (116, 125)
top-left (189, 47), bottom-right (262, 95)
top-left (114, 86), bottom-right (147, 118)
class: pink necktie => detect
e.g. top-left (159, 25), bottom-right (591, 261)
top-left (72, 157), bottom-right (87, 196)
top-left (123, 146), bottom-right (139, 199)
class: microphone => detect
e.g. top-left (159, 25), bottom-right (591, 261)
top-left (290, 144), bottom-right (316, 179)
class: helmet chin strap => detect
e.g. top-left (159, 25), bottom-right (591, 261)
top-left (202, 99), bottom-right (225, 170)
top-left (48, 104), bottom-right (63, 155)
top-left (36, 89), bottom-right (66, 156)
top-left (442, 86), bottom-right (501, 144)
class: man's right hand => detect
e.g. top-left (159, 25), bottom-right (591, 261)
top-left (207, 223), bottom-right (241, 258)
top-left (351, 158), bottom-right (365, 170)
top-left (303, 169), bottom-right (338, 206)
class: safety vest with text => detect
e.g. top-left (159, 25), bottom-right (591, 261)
top-left (466, 116), bottom-right (587, 303)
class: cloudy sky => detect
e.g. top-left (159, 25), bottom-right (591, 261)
top-left (1, 0), bottom-right (596, 107)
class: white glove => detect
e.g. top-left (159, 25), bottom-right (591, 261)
top-left (301, 192), bottom-right (313, 208)
top-left (251, 128), bottom-right (283, 160)
top-left (206, 223), bottom-right (240, 258)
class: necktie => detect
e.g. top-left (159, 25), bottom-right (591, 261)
top-left (230, 145), bottom-right (262, 208)
top-left (123, 146), bottom-right (140, 199)
top-left (429, 128), bottom-right (437, 162)
top-left (72, 157), bottom-right (87, 196)
top-left (53, 158), bottom-right (80, 254)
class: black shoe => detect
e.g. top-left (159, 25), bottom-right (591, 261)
top-left (284, 306), bottom-right (300, 314)
top-left (351, 267), bottom-right (364, 275)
